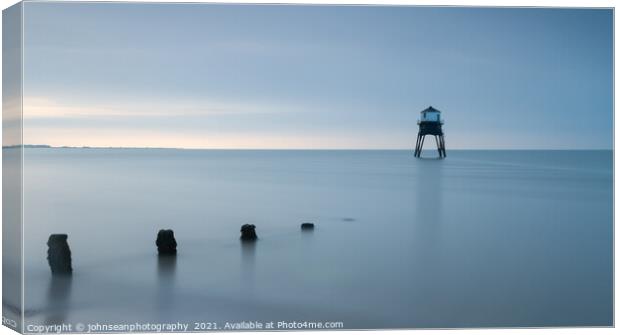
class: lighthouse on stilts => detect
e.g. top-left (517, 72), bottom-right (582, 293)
top-left (414, 106), bottom-right (446, 158)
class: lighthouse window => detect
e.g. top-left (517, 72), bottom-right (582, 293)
top-left (422, 112), bottom-right (440, 122)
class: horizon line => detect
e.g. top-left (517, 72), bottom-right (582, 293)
top-left (2, 144), bottom-right (613, 151)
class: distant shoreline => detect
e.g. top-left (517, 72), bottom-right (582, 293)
top-left (1, 145), bottom-right (613, 151)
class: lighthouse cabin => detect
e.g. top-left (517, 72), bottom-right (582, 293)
top-left (419, 106), bottom-right (442, 123)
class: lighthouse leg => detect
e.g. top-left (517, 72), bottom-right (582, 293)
top-left (419, 135), bottom-right (426, 157)
top-left (438, 135), bottom-right (443, 158)
top-left (414, 134), bottom-right (421, 157)
top-left (434, 136), bottom-right (441, 157)
top-left (440, 135), bottom-right (446, 158)
top-left (441, 135), bottom-right (446, 158)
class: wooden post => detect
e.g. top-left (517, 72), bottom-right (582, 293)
top-left (47, 234), bottom-right (72, 275)
top-left (240, 224), bottom-right (258, 241)
top-left (156, 229), bottom-right (177, 255)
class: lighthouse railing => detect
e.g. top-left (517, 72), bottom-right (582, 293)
top-left (417, 119), bottom-right (444, 125)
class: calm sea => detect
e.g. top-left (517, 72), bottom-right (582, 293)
top-left (18, 149), bottom-right (613, 329)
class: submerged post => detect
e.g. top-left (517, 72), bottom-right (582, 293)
top-left (414, 106), bottom-right (446, 158)
top-left (156, 229), bottom-right (178, 255)
top-left (301, 222), bottom-right (315, 230)
top-left (240, 224), bottom-right (258, 241)
top-left (47, 234), bottom-right (72, 275)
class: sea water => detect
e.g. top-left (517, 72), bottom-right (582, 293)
top-left (18, 149), bottom-right (613, 329)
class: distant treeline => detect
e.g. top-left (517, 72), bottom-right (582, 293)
top-left (2, 144), bottom-right (51, 149)
top-left (3, 144), bottom-right (177, 150)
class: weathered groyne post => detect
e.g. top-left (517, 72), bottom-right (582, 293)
top-left (240, 224), bottom-right (258, 241)
top-left (156, 229), bottom-right (177, 255)
top-left (414, 106), bottom-right (446, 158)
top-left (301, 222), bottom-right (315, 230)
top-left (47, 234), bottom-right (72, 275)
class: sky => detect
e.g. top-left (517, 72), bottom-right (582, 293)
top-left (20, 2), bottom-right (613, 149)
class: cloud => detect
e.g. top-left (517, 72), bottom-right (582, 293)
top-left (23, 95), bottom-right (418, 149)
top-left (22, 95), bottom-right (299, 120)
top-left (22, 125), bottom-right (413, 149)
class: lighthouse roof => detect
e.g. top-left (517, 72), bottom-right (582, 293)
top-left (421, 106), bottom-right (441, 113)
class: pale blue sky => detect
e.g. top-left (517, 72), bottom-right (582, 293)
top-left (22, 2), bottom-right (613, 149)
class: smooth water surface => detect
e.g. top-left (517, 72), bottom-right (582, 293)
top-left (22, 149), bottom-right (613, 329)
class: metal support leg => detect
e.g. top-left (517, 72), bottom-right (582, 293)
top-left (419, 135), bottom-right (426, 157)
top-left (440, 135), bottom-right (446, 157)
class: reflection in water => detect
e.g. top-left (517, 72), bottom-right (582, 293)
top-left (240, 241), bottom-right (256, 295)
top-left (156, 255), bottom-right (177, 314)
top-left (415, 158), bottom-right (444, 248)
top-left (299, 226), bottom-right (316, 269)
top-left (45, 275), bottom-right (72, 325)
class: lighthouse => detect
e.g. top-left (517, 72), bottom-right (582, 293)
top-left (414, 106), bottom-right (446, 158)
